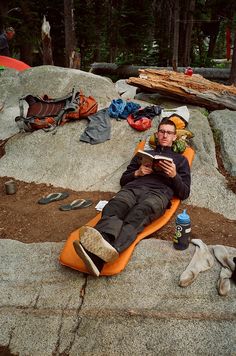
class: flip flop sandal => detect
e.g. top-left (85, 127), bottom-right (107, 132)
top-left (59, 199), bottom-right (93, 211)
top-left (38, 192), bottom-right (69, 205)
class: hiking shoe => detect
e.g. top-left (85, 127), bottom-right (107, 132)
top-left (73, 240), bottom-right (100, 277)
top-left (80, 226), bottom-right (119, 263)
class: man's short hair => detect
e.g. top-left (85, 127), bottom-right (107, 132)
top-left (158, 117), bottom-right (176, 133)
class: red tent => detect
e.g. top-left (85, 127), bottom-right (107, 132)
top-left (0, 55), bottom-right (30, 71)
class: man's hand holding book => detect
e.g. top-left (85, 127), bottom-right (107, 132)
top-left (136, 150), bottom-right (176, 178)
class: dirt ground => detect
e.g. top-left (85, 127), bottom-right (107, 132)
top-left (0, 138), bottom-right (236, 248)
top-left (0, 176), bottom-right (235, 248)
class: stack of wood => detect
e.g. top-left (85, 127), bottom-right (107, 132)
top-left (127, 69), bottom-right (236, 111)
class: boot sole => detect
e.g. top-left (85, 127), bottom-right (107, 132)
top-left (73, 240), bottom-right (100, 277)
top-left (80, 226), bottom-right (119, 263)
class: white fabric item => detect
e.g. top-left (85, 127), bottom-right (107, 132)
top-left (212, 245), bottom-right (235, 296)
top-left (95, 200), bottom-right (109, 211)
top-left (217, 266), bottom-right (232, 296)
top-left (179, 239), bottom-right (214, 287)
top-left (161, 105), bottom-right (190, 124)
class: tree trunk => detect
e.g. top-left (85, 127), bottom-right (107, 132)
top-left (108, 0), bottom-right (122, 62)
top-left (41, 16), bottom-right (54, 65)
top-left (0, 0), bottom-right (8, 32)
top-left (172, 0), bottom-right (180, 71)
top-left (157, 2), bottom-right (172, 66)
top-left (90, 62), bottom-right (230, 81)
top-left (178, 4), bottom-right (187, 67)
top-left (208, 25), bottom-right (220, 58)
top-left (183, 0), bottom-right (195, 66)
top-left (127, 68), bottom-right (236, 111)
top-left (229, 28), bottom-right (236, 85)
top-left (18, 0), bottom-right (35, 65)
top-left (64, 0), bottom-right (77, 68)
top-left (93, 0), bottom-right (103, 62)
top-left (207, 17), bottom-right (221, 58)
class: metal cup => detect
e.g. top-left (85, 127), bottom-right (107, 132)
top-left (5, 180), bottom-right (17, 195)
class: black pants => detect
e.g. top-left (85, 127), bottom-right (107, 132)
top-left (95, 186), bottom-right (169, 253)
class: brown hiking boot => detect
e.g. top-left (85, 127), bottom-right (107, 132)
top-left (73, 239), bottom-right (100, 277)
top-left (80, 226), bottom-right (119, 263)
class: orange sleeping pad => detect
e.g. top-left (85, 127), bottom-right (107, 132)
top-left (59, 141), bottom-right (195, 276)
top-left (0, 56), bottom-right (30, 71)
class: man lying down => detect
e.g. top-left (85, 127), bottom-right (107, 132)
top-left (73, 118), bottom-right (191, 276)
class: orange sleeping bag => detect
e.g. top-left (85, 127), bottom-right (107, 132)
top-left (59, 141), bottom-right (194, 276)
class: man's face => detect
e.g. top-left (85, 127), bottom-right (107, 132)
top-left (6, 31), bottom-right (15, 40)
top-left (156, 124), bottom-right (177, 147)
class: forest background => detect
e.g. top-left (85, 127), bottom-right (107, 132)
top-left (1, 0), bottom-right (236, 83)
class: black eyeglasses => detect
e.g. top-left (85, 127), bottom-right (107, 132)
top-left (158, 129), bottom-right (175, 135)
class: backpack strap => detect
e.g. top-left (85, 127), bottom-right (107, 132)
top-left (40, 89), bottom-right (77, 104)
top-left (19, 96), bottom-right (27, 118)
top-left (54, 88), bottom-right (78, 125)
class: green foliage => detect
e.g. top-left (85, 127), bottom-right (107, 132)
top-left (200, 108), bottom-right (209, 117)
top-left (115, 42), bottom-right (158, 66)
top-left (172, 139), bottom-right (187, 154)
top-left (191, 53), bottom-right (215, 68)
top-left (213, 62), bottom-right (227, 68)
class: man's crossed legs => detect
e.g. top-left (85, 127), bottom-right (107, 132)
top-left (73, 187), bottom-right (169, 276)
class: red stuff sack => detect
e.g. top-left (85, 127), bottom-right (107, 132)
top-left (127, 114), bottom-right (152, 131)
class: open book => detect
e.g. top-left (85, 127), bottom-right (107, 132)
top-left (137, 149), bottom-right (173, 169)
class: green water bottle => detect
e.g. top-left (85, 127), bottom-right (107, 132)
top-left (173, 209), bottom-right (191, 250)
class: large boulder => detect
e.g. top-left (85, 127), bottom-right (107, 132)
top-left (0, 238), bottom-right (235, 355)
top-left (209, 109), bottom-right (236, 176)
top-left (0, 65), bottom-right (118, 140)
top-left (186, 108), bottom-right (236, 219)
top-left (0, 69), bottom-right (236, 219)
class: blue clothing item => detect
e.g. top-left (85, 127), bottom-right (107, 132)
top-left (0, 33), bottom-right (10, 56)
top-left (108, 99), bottom-right (126, 119)
top-left (108, 99), bottom-right (141, 120)
top-left (119, 101), bottom-right (141, 119)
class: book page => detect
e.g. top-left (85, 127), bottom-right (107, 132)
top-left (153, 155), bottom-right (173, 163)
top-left (137, 150), bottom-right (173, 166)
top-left (137, 150), bottom-right (154, 167)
